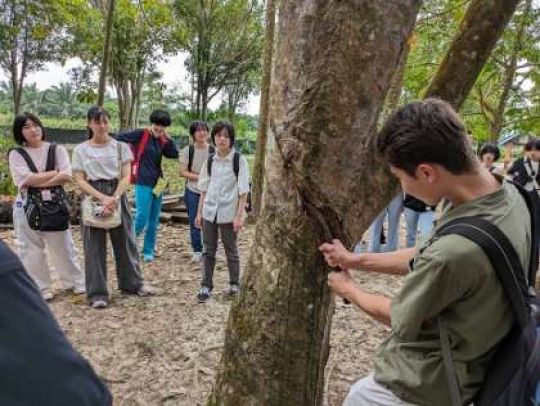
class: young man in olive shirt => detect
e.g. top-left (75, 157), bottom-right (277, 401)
top-left (320, 99), bottom-right (532, 405)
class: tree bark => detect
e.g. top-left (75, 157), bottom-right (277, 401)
top-left (424, 0), bottom-right (521, 110)
top-left (250, 0), bottom-right (277, 219)
top-left (97, 0), bottom-right (115, 107)
top-left (210, 1), bottom-right (420, 405)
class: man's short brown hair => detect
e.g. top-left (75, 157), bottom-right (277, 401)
top-left (377, 99), bottom-right (477, 176)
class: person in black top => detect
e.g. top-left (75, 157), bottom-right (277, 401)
top-left (507, 139), bottom-right (537, 191)
top-left (0, 240), bottom-right (112, 405)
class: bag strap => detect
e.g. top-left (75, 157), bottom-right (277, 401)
top-left (45, 143), bottom-right (57, 171)
top-left (188, 144), bottom-right (194, 172)
top-left (135, 129), bottom-right (150, 163)
top-left (207, 150), bottom-right (240, 179)
top-left (437, 217), bottom-right (530, 327)
top-left (233, 151), bottom-right (240, 179)
top-left (524, 159), bottom-right (540, 190)
top-left (207, 152), bottom-right (214, 176)
top-left (438, 317), bottom-right (462, 406)
top-left (117, 141), bottom-right (123, 182)
top-left (14, 148), bottom-right (38, 173)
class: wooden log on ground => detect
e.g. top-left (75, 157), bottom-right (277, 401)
top-left (170, 211), bottom-right (189, 224)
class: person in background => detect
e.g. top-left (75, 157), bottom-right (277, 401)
top-left (479, 143), bottom-right (502, 174)
top-left (369, 194), bottom-right (404, 253)
top-left (72, 106), bottom-right (154, 309)
top-left (116, 110), bottom-right (179, 262)
top-left (403, 194), bottom-right (436, 248)
top-left (507, 139), bottom-right (537, 189)
top-left (8, 112), bottom-right (85, 301)
top-left (179, 121), bottom-right (214, 262)
top-left (195, 121), bottom-right (250, 303)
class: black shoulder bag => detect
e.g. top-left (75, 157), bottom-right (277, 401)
top-left (17, 144), bottom-right (70, 232)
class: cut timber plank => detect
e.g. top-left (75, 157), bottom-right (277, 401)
top-left (170, 212), bottom-right (189, 224)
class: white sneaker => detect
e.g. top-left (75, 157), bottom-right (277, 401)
top-left (137, 283), bottom-right (160, 297)
top-left (42, 289), bottom-right (54, 301)
top-left (90, 299), bottom-right (108, 309)
top-left (191, 252), bottom-right (203, 262)
top-left (72, 287), bottom-right (86, 295)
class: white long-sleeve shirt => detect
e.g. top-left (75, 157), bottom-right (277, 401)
top-left (198, 149), bottom-right (250, 223)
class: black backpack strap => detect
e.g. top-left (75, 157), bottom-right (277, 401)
top-left (207, 151), bottom-right (239, 179)
top-left (209, 145), bottom-right (215, 155)
top-left (233, 151), bottom-right (240, 179)
top-left (207, 153), bottom-right (215, 177)
top-left (14, 148), bottom-right (38, 173)
top-left (509, 181), bottom-right (539, 286)
top-left (188, 144), bottom-right (194, 172)
top-left (45, 143), bottom-right (57, 171)
top-left (437, 217), bottom-right (530, 328)
top-left (438, 317), bottom-right (462, 406)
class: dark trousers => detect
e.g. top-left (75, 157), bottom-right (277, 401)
top-left (184, 188), bottom-right (202, 253)
top-left (82, 180), bottom-right (142, 302)
top-left (201, 219), bottom-right (240, 290)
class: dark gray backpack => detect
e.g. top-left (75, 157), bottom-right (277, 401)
top-left (435, 183), bottom-right (540, 406)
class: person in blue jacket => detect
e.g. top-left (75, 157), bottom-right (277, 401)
top-left (116, 110), bottom-right (179, 262)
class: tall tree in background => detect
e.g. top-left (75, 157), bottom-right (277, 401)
top-left (109, 0), bottom-right (174, 129)
top-left (175, 0), bottom-right (263, 120)
top-left (0, 0), bottom-right (71, 114)
top-left (251, 0), bottom-right (277, 218)
top-left (97, 0), bottom-right (115, 107)
top-left (474, 0), bottom-right (536, 141)
top-left (66, 0), bottom-right (174, 129)
top-left (424, 0), bottom-right (522, 108)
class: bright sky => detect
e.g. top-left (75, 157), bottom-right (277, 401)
top-left (0, 52), bottom-right (261, 116)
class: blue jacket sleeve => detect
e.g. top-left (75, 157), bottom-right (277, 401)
top-left (162, 137), bottom-right (179, 159)
top-left (115, 129), bottom-right (144, 145)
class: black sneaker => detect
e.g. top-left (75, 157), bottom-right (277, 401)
top-left (197, 286), bottom-right (211, 303)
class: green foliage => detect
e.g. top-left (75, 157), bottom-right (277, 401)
top-left (174, 0), bottom-right (264, 119)
top-left (0, 130), bottom-right (17, 196)
top-left (403, 0), bottom-right (540, 144)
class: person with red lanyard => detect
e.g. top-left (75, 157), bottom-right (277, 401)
top-left (116, 109), bottom-right (179, 262)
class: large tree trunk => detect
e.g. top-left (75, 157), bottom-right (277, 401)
top-left (424, 0), bottom-right (521, 109)
top-left (97, 0), bottom-right (115, 107)
top-left (250, 0), bottom-right (277, 219)
top-left (210, 2), bottom-right (420, 405)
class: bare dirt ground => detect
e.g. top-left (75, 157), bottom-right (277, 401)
top-left (0, 224), bottom-right (402, 406)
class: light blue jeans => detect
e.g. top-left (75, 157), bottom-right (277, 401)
top-left (134, 184), bottom-right (163, 259)
top-left (404, 208), bottom-right (435, 248)
top-left (370, 195), bottom-right (404, 253)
